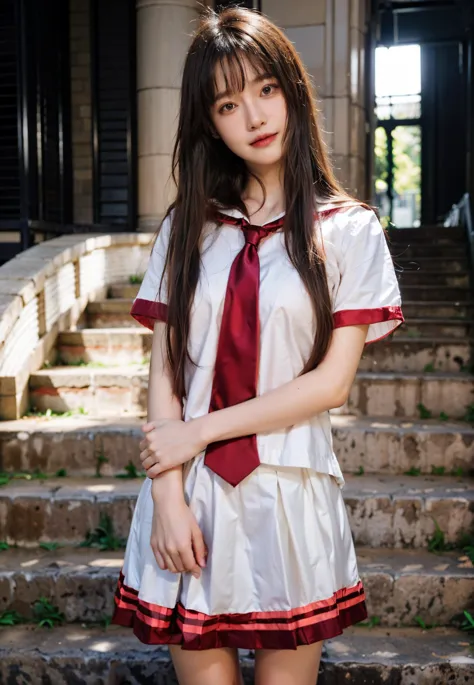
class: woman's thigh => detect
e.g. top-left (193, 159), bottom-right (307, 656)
top-left (169, 645), bottom-right (244, 685)
top-left (254, 641), bottom-right (324, 685)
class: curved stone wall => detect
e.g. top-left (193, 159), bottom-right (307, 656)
top-left (0, 233), bottom-right (153, 420)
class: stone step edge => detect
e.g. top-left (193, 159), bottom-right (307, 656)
top-left (28, 367), bottom-right (474, 382)
top-left (0, 545), bottom-right (470, 580)
top-left (0, 625), bottom-right (471, 680)
top-left (0, 473), bottom-right (471, 499)
top-left (2, 413), bottom-right (474, 434)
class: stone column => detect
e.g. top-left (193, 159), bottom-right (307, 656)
top-left (262, 0), bottom-right (369, 199)
top-left (136, 0), bottom-right (200, 230)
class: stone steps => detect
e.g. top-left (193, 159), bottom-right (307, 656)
top-left (402, 300), bottom-right (474, 319)
top-left (0, 475), bottom-right (472, 548)
top-left (1, 415), bottom-right (473, 477)
top-left (400, 284), bottom-right (472, 301)
top-left (108, 283), bottom-right (139, 300)
top-left (389, 243), bottom-right (467, 259)
top-left (28, 366), bottom-right (474, 419)
top-left (56, 328), bottom-right (151, 365)
top-left (29, 366), bottom-right (148, 416)
top-left (387, 226), bottom-right (465, 241)
top-left (396, 256), bottom-right (469, 272)
top-left (0, 546), bottom-right (471, 628)
top-left (330, 415), bottom-right (474, 475)
top-left (0, 624), bottom-right (471, 683)
top-left (86, 298), bottom-right (139, 328)
top-left (344, 371), bottom-right (474, 419)
top-left (396, 318), bottom-right (474, 338)
top-left (398, 271), bottom-right (469, 287)
top-left (53, 327), bottom-right (474, 372)
top-left (361, 337), bottom-right (471, 373)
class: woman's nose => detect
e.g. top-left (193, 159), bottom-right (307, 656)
top-left (245, 101), bottom-right (266, 131)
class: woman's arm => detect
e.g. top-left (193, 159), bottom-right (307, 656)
top-left (141, 324), bottom-right (369, 478)
top-left (146, 321), bottom-right (207, 577)
top-left (147, 321), bottom-right (184, 497)
top-left (196, 323), bottom-right (368, 444)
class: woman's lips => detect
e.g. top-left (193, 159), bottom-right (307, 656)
top-left (250, 133), bottom-right (278, 148)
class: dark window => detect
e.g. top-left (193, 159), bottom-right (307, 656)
top-left (91, 0), bottom-right (136, 229)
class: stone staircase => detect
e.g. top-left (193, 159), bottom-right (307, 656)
top-left (0, 226), bottom-right (473, 683)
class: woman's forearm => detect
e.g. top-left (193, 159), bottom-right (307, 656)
top-left (195, 324), bottom-right (368, 445)
top-left (148, 322), bottom-right (184, 496)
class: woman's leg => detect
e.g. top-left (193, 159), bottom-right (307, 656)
top-left (169, 645), bottom-right (244, 685)
top-left (254, 641), bottom-right (324, 685)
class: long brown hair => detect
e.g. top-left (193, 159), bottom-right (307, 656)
top-left (160, 6), bottom-right (366, 400)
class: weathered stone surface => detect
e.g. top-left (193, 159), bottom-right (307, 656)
top-left (0, 475), bottom-right (472, 548)
top-left (399, 318), bottom-right (473, 338)
top-left (344, 371), bottom-right (474, 419)
top-left (1, 415), bottom-right (472, 477)
top-left (399, 271), bottom-right (469, 287)
top-left (0, 478), bottom-right (138, 545)
top-left (360, 338), bottom-right (471, 372)
top-left (56, 328), bottom-right (152, 365)
top-left (0, 547), bottom-right (471, 627)
top-left (401, 284), bottom-right (471, 301)
top-left (343, 473), bottom-right (474, 548)
top-left (402, 300), bottom-right (474, 318)
top-left (28, 366), bottom-right (148, 416)
top-left (86, 299), bottom-right (141, 329)
top-left (331, 415), bottom-right (474, 474)
top-left (0, 416), bottom-right (144, 475)
top-left (108, 283), bottom-right (140, 300)
top-left (0, 625), bottom-right (472, 684)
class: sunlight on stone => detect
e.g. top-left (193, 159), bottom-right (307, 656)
top-left (450, 656), bottom-right (474, 665)
top-left (66, 632), bottom-right (88, 643)
top-left (373, 651), bottom-right (399, 658)
top-left (90, 557), bottom-right (123, 568)
top-left (20, 558), bottom-right (40, 568)
top-left (86, 484), bottom-right (116, 493)
top-left (328, 640), bottom-right (350, 654)
top-left (91, 640), bottom-right (115, 653)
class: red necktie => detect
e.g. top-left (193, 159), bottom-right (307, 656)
top-left (204, 211), bottom-right (285, 486)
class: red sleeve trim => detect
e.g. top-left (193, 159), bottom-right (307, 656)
top-left (333, 306), bottom-right (404, 329)
top-left (130, 298), bottom-right (168, 330)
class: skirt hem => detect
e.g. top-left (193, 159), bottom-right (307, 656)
top-left (112, 573), bottom-right (368, 651)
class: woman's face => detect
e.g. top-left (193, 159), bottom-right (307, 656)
top-left (210, 57), bottom-right (287, 173)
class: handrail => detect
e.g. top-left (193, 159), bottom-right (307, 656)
top-left (444, 192), bottom-right (474, 278)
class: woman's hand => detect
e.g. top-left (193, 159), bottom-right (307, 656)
top-left (151, 483), bottom-right (207, 577)
top-left (139, 418), bottom-right (207, 478)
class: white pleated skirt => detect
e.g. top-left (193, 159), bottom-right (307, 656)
top-left (112, 455), bottom-right (367, 650)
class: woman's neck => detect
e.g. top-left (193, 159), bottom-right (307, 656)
top-left (242, 162), bottom-right (285, 222)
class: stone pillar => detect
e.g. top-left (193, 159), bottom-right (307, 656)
top-left (136, 0), bottom-right (200, 230)
top-left (262, 0), bottom-right (369, 199)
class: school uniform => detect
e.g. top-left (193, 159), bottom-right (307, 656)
top-left (112, 200), bottom-right (404, 650)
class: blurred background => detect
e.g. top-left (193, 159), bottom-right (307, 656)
top-left (0, 0), bottom-right (473, 261)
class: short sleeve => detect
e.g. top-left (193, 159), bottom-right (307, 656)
top-left (331, 206), bottom-right (404, 344)
top-left (130, 214), bottom-right (171, 330)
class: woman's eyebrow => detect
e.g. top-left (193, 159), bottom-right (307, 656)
top-left (214, 72), bottom-right (274, 102)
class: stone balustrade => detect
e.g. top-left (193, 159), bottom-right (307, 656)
top-left (0, 233), bottom-right (153, 420)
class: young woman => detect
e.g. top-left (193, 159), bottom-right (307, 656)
top-left (112, 7), bottom-right (404, 685)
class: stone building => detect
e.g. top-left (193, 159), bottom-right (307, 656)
top-left (0, 0), bottom-right (473, 260)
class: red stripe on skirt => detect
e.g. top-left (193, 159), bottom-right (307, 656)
top-left (112, 572), bottom-right (368, 650)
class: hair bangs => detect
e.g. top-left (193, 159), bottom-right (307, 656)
top-left (204, 36), bottom-right (276, 108)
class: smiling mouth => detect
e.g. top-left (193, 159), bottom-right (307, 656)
top-left (250, 133), bottom-right (278, 147)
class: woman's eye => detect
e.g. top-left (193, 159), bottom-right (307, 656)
top-left (219, 102), bottom-right (235, 114)
top-left (262, 83), bottom-right (278, 96)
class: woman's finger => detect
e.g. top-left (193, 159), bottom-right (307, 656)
top-left (165, 550), bottom-right (183, 573)
top-left (191, 523), bottom-right (207, 569)
top-left (152, 546), bottom-right (166, 571)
